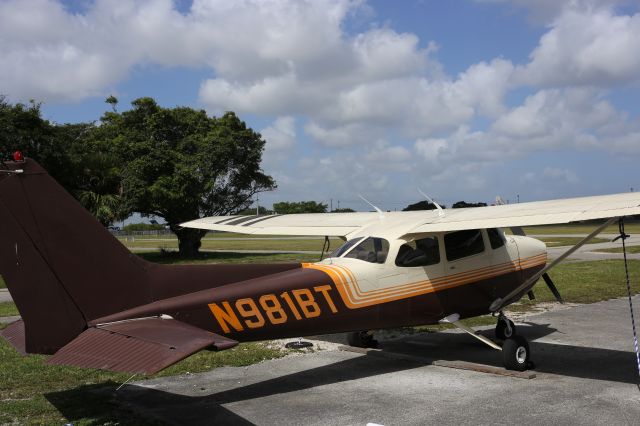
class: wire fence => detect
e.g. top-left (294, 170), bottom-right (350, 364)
top-left (109, 229), bottom-right (174, 237)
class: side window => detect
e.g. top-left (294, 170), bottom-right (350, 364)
top-left (487, 228), bottom-right (506, 249)
top-left (395, 236), bottom-right (440, 267)
top-left (344, 237), bottom-right (389, 264)
top-left (444, 229), bottom-right (485, 261)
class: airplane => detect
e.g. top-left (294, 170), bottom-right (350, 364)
top-left (1, 153), bottom-right (639, 375)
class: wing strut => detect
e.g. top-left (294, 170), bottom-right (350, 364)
top-left (490, 216), bottom-right (618, 312)
top-left (441, 314), bottom-right (501, 350)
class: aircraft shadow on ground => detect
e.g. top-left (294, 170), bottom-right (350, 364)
top-left (378, 322), bottom-right (639, 384)
top-left (45, 354), bottom-right (420, 426)
top-left (46, 322), bottom-right (639, 426)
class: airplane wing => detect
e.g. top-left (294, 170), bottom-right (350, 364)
top-left (181, 212), bottom-right (384, 237)
top-left (182, 192), bottom-right (640, 238)
top-left (405, 192), bottom-right (640, 234)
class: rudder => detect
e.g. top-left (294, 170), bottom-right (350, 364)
top-left (0, 157), bottom-right (152, 354)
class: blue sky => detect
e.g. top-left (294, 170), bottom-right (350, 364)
top-left (2, 0), bottom-right (639, 212)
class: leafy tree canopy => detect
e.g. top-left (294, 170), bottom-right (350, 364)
top-left (96, 97), bottom-right (275, 255)
top-left (1, 96), bottom-right (275, 256)
top-left (451, 201), bottom-right (488, 208)
top-left (0, 96), bottom-right (123, 226)
top-left (123, 223), bottom-right (166, 232)
top-left (236, 205), bottom-right (270, 215)
top-left (332, 207), bottom-right (356, 212)
top-left (402, 200), bottom-right (446, 211)
top-left (273, 201), bottom-right (327, 214)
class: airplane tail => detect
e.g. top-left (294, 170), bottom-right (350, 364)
top-left (0, 157), bottom-right (152, 354)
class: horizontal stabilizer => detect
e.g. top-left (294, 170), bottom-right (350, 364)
top-left (47, 317), bottom-right (238, 374)
top-left (1, 319), bottom-right (26, 355)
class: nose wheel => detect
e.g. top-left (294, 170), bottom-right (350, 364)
top-left (495, 314), bottom-right (516, 340)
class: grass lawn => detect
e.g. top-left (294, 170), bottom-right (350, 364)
top-left (120, 236), bottom-right (343, 252)
top-left (535, 236), bottom-right (608, 247)
top-left (0, 302), bottom-right (18, 317)
top-left (0, 337), bottom-right (286, 425)
top-left (515, 259), bottom-right (640, 305)
top-left (0, 275), bottom-right (5, 289)
top-left (137, 251), bottom-right (321, 264)
top-left (520, 222), bottom-right (640, 235)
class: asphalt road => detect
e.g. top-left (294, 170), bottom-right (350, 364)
top-left (80, 296), bottom-right (640, 426)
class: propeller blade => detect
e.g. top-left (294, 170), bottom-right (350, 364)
top-left (510, 226), bottom-right (526, 236)
top-left (542, 273), bottom-right (564, 304)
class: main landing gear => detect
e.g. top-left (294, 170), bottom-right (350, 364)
top-left (347, 331), bottom-right (378, 348)
top-left (442, 313), bottom-right (533, 371)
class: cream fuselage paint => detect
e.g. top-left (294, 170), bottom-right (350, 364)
top-left (203, 230), bottom-right (547, 341)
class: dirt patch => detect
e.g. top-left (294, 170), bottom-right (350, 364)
top-left (507, 302), bottom-right (581, 322)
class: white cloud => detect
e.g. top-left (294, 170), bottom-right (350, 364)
top-left (542, 167), bottom-right (580, 183)
top-left (516, 8), bottom-right (640, 87)
top-left (261, 116), bottom-right (296, 151)
top-left (492, 88), bottom-right (616, 150)
top-left (2, 0), bottom-right (640, 205)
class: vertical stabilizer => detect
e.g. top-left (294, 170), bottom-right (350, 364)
top-left (0, 158), bottom-right (152, 354)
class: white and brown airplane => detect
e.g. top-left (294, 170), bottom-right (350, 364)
top-left (1, 154), bottom-right (639, 374)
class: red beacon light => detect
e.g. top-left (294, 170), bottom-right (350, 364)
top-left (13, 151), bottom-right (24, 162)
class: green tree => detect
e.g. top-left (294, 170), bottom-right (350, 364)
top-left (97, 97), bottom-right (275, 256)
top-left (402, 200), bottom-right (446, 211)
top-left (273, 201), bottom-right (327, 214)
top-left (332, 207), bottom-right (356, 212)
top-left (105, 95), bottom-right (118, 112)
top-left (0, 96), bottom-right (123, 226)
top-left (236, 205), bottom-right (270, 215)
top-left (451, 201), bottom-right (487, 208)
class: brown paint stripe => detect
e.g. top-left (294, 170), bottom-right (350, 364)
top-left (240, 214), bottom-right (282, 226)
top-left (304, 253), bottom-right (547, 308)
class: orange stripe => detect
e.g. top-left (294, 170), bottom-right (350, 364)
top-left (303, 253), bottom-right (547, 308)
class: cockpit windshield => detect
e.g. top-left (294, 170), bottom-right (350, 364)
top-left (332, 237), bottom-right (389, 264)
top-left (331, 237), bottom-right (364, 258)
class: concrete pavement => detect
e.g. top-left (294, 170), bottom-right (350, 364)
top-left (535, 234), bottom-right (640, 261)
top-left (81, 295), bottom-right (640, 426)
top-left (0, 289), bottom-right (12, 303)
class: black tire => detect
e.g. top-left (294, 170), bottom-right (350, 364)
top-left (503, 335), bottom-right (530, 371)
top-left (495, 318), bottom-right (516, 340)
top-left (347, 331), bottom-right (378, 348)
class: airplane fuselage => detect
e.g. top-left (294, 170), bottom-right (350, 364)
top-left (90, 230), bottom-right (547, 342)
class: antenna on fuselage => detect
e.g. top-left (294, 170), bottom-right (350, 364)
top-left (358, 194), bottom-right (384, 219)
top-left (418, 188), bottom-right (444, 217)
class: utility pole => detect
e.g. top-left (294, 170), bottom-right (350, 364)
top-left (256, 192), bottom-right (259, 216)
top-left (517, 194), bottom-right (520, 204)
top-left (330, 199), bottom-right (333, 212)
top-left (337, 200), bottom-right (340, 210)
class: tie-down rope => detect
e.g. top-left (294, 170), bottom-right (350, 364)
top-left (615, 218), bottom-right (640, 379)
